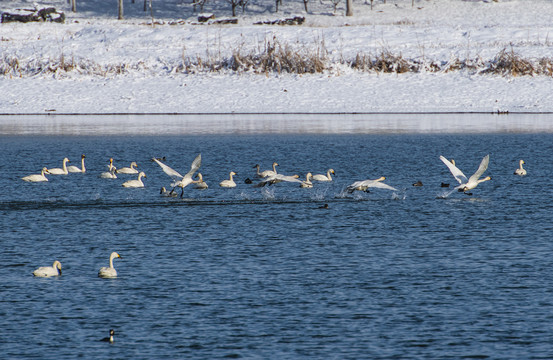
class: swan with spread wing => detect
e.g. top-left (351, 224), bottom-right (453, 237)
top-left (440, 154), bottom-right (491, 195)
top-left (152, 154), bottom-right (201, 197)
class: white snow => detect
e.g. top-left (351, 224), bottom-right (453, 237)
top-left (1, 0), bottom-right (553, 114)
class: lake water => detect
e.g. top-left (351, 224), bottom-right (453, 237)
top-left (1, 114), bottom-right (553, 359)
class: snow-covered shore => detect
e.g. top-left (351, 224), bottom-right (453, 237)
top-left (1, 0), bottom-right (553, 114)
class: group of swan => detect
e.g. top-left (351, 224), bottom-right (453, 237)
top-left (22, 152), bottom-right (527, 198)
top-left (33, 252), bottom-right (122, 278)
top-left (101, 158), bottom-right (142, 181)
top-left (22, 156), bottom-right (86, 182)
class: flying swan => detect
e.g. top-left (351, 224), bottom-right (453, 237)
top-left (98, 252), bottom-right (122, 278)
top-left (255, 173), bottom-right (302, 187)
top-left (440, 154), bottom-right (491, 195)
top-left (346, 176), bottom-right (398, 193)
top-left (67, 154), bottom-right (86, 173)
top-left (152, 154), bottom-right (201, 197)
top-left (514, 159), bottom-right (527, 176)
top-left (33, 260), bottom-right (62, 277)
top-left (22, 167), bottom-right (50, 182)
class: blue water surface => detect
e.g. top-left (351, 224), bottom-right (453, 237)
top-left (1, 122), bottom-right (553, 359)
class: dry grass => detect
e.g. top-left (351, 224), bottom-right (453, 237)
top-left (481, 48), bottom-right (536, 76)
top-left (2, 45), bottom-right (553, 78)
top-left (180, 39), bottom-right (327, 74)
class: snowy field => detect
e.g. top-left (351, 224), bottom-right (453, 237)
top-left (1, 0), bottom-right (553, 114)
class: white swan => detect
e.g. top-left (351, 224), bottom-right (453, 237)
top-left (122, 172), bottom-right (146, 188)
top-left (300, 173), bottom-right (313, 188)
top-left (100, 167), bottom-right (117, 179)
top-left (33, 260), bottom-right (62, 277)
top-left (220, 171), bottom-right (237, 188)
top-left (440, 154), bottom-right (491, 194)
top-left (255, 173), bottom-right (301, 187)
top-left (254, 162), bottom-right (278, 178)
top-left (514, 159), bottom-right (527, 176)
top-left (47, 157), bottom-right (70, 175)
top-left (312, 169), bottom-right (335, 181)
top-left (67, 154), bottom-right (86, 173)
top-left (107, 158), bottom-right (115, 172)
top-left (22, 167), bottom-right (50, 182)
top-left (194, 173), bottom-right (208, 189)
top-left (346, 176), bottom-right (398, 193)
top-left (152, 154), bottom-right (201, 198)
top-left (117, 161), bottom-right (139, 174)
top-left (98, 252), bottom-right (121, 278)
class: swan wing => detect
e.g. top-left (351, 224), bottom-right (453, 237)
top-left (367, 182), bottom-right (398, 191)
top-left (440, 155), bottom-right (467, 184)
top-left (468, 154), bottom-right (490, 183)
top-left (152, 158), bottom-right (183, 182)
top-left (346, 180), bottom-right (365, 191)
top-left (183, 154), bottom-right (202, 179)
top-left (281, 175), bottom-right (302, 183)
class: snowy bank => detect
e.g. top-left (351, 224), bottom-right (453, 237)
top-left (1, 0), bottom-right (553, 114)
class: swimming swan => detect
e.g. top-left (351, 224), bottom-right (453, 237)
top-left (47, 157), bottom-right (70, 175)
top-left (22, 167), bottom-right (50, 182)
top-left (122, 172), bottom-right (146, 188)
top-left (346, 176), bottom-right (398, 193)
top-left (514, 159), bottom-right (527, 176)
top-left (33, 260), bottom-right (62, 277)
top-left (312, 169), bottom-right (335, 181)
top-left (67, 154), bottom-right (86, 173)
top-left (152, 154), bottom-right (201, 198)
top-left (300, 173), bottom-right (313, 188)
top-left (254, 162), bottom-right (278, 178)
top-left (107, 158), bottom-right (115, 172)
top-left (194, 173), bottom-right (208, 189)
top-left (117, 161), bottom-right (139, 174)
top-left (220, 171), bottom-right (237, 188)
top-left (440, 154), bottom-right (491, 194)
top-left (100, 167), bottom-right (117, 179)
top-left (98, 252), bottom-right (122, 278)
